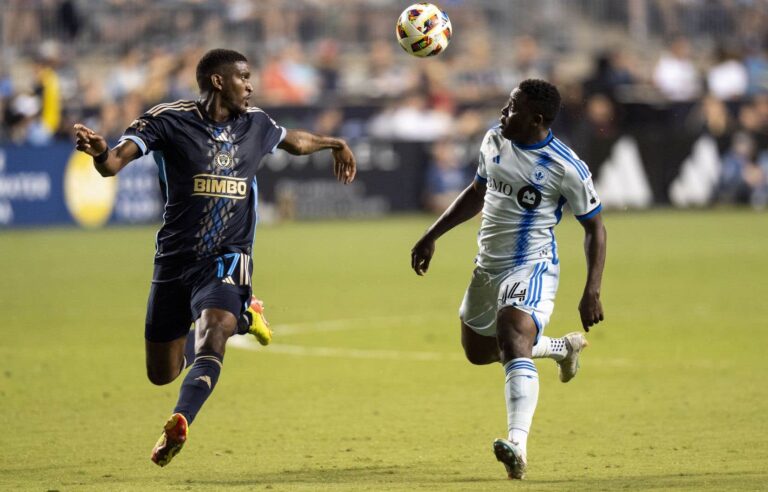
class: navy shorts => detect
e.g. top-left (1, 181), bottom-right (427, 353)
top-left (145, 252), bottom-right (253, 343)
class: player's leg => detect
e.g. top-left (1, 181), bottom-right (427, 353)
top-left (172, 307), bottom-right (237, 423)
top-left (461, 322), bottom-right (500, 364)
top-left (144, 270), bottom-right (195, 385)
top-left (152, 255), bottom-right (250, 466)
top-left (533, 332), bottom-right (588, 382)
top-left (459, 267), bottom-right (500, 364)
top-left (236, 296), bottom-right (273, 345)
top-left (145, 337), bottom-right (189, 385)
top-left (151, 308), bottom-right (237, 467)
top-left (526, 262), bottom-right (588, 382)
top-left (494, 306), bottom-right (539, 479)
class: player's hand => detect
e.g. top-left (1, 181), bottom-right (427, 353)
top-left (578, 289), bottom-right (603, 332)
top-left (73, 123), bottom-right (108, 157)
top-left (411, 236), bottom-right (435, 276)
top-left (332, 143), bottom-right (356, 184)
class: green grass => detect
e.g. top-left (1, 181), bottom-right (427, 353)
top-left (1, 210), bottom-right (767, 491)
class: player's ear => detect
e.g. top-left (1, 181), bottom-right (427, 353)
top-left (532, 113), bottom-right (544, 127)
top-left (211, 73), bottom-right (224, 91)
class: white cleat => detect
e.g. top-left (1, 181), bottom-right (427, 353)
top-left (493, 438), bottom-right (527, 480)
top-left (558, 332), bottom-right (588, 383)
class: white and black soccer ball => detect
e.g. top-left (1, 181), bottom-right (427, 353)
top-left (395, 3), bottom-right (452, 58)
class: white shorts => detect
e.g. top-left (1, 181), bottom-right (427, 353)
top-left (459, 260), bottom-right (560, 339)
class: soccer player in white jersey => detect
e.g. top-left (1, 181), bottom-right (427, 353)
top-left (411, 79), bottom-right (606, 479)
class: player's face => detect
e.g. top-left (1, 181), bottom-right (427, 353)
top-left (221, 61), bottom-right (253, 114)
top-left (499, 89), bottom-right (536, 142)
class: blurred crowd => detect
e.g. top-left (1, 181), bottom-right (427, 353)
top-left (2, 0), bottom-right (768, 208)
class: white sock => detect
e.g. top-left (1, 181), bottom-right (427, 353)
top-left (503, 358), bottom-right (539, 457)
top-left (531, 335), bottom-right (568, 361)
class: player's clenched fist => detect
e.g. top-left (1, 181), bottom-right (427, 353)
top-left (73, 123), bottom-right (108, 157)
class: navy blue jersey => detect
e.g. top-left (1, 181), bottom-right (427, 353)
top-left (119, 100), bottom-right (286, 264)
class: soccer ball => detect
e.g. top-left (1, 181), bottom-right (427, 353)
top-left (395, 3), bottom-right (452, 58)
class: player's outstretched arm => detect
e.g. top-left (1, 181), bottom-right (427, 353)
top-left (411, 180), bottom-right (486, 276)
top-left (578, 213), bottom-right (607, 331)
top-left (73, 124), bottom-right (141, 177)
top-left (278, 129), bottom-right (356, 184)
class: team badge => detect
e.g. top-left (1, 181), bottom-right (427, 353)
top-left (531, 165), bottom-right (550, 186)
top-left (214, 150), bottom-right (233, 169)
top-left (128, 118), bottom-right (147, 132)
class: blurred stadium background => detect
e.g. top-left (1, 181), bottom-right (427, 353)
top-left (2, 1), bottom-right (768, 491)
top-left (2, 0), bottom-right (768, 224)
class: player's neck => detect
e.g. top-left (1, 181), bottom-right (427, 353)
top-left (198, 96), bottom-right (235, 123)
top-left (512, 128), bottom-right (551, 147)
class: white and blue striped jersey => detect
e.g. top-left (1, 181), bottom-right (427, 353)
top-left (474, 127), bottom-right (601, 270)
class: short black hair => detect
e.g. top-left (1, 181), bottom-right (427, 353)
top-left (519, 79), bottom-right (561, 126)
top-left (196, 49), bottom-right (248, 91)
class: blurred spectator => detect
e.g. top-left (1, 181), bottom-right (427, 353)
top-left (33, 56), bottom-right (62, 137)
top-left (744, 42), bottom-right (768, 96)
top-left (717, 131), bottom-right (766, 207)
top-left (260, 43), bottom-right (319, 105)
top-left (423, 139), bottom-right (471, 214)
top-left (349, 39), bottom-right (418, 99)
top-left (582, 50), bottom-right (638, 100)
top-left (368, 92), bottom-right (452, 142)
top-left (315, 39), bottom-right (341, 100)
top-left (652, 36), bottom-right (702, 102)
top-left (57, 0), bottom-right (81, 41)
top-left (106, 47), bottom-right (147, 100)
top-left (706, 44), bottom-right (748, 101)
top-left (510, 35), bottom-right (553, 85)
top-left (685, 94), bottom-right (736, 153)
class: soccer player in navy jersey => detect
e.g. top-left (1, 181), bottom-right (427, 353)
top-left (73, 49), bottom-right (356, 466)
top-left (411, 79), bottom-right (606, 479)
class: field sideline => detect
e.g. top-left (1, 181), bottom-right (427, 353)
top-left (1, 210), bottom-right (767, 491)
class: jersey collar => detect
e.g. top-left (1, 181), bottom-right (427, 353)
top-left (512, 129), bottom-right (553, 150)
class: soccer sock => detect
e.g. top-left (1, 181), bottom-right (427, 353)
top-left (173, 350), bottom-right (223, 425)
top-left (236, 310), bottom-right (252, 335)
top-left (531, 336), bottom-right (568, 361)
top-left (182, 329), bottom-right (196, 369)
top-left (503, 358), bottom-right (539, 457)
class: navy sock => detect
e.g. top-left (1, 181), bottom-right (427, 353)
top-left (236, 311), bottom-right (252, 335)
top-left (183, 330), bottom-right (196, 368)
top-left (173, 350), bottom-right (223, 425)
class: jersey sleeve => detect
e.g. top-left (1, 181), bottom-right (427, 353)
top-left (254, 111), bottom-right (286, 154)
top-left (118, 113), bottom-right (168, 155)
top-left (560, 161), bottom-right (602, 221)
top-left (475, 130), bottom-right (493, 184)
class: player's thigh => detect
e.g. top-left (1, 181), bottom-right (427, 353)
top-left (459, 267), bottom-right (499, 336)
top-left (460, 321), bottom-right (499, 365)
top-left (189, 253), bottom-right (251, 324)
top-left (145, 337), bottom-right (188, 385)
top-left (189, 253), bottom-right (252, 353)
top-left (144, 273), bottom-right (193, 384)
top-left (496, 260), bottom-right (560, 346)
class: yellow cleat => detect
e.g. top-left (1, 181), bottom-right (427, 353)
top-left (247, 297), bottom-right (272, 346)
top-left (151, 413), bottom-right (188, 467)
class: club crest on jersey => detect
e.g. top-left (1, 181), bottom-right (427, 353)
top-left (531, 165), bottom-right (550, 186)
top-left (214, 150), bottom-right (233, 169)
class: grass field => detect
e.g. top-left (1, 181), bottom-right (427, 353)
top-left (1, 210), bottom-right (767, 491)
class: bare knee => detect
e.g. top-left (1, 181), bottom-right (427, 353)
top-left (146, 366), bottom-right (178, 386)
top-left (461, 323), bottom-right (500, 365)
top-left (496, 307), bottom-right (537, 363)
